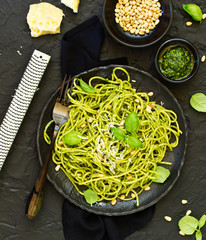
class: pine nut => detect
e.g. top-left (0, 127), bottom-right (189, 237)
top-left (179, 231), bottom-right (186, 236)
top-left (186, 21), bottom-right (192, 26)
top-left (55, 165), bottom-right (60, 171)
top-left (201, 55), bottom-right (206, 62)
top-left (164, 216), bottom-right (172, 222)
top-left (111, 199), bottom-right (117, 205)
top-left (147, 91), bottom-right (153, 96)
top-left (131, 193), bottom-right (136, 198)
top-left (186, 210), bottom-right (192, 216)
top-left (202, 13), bottom-right (206, 20)
top-left (120, 194), bottom-right (125, 200)
top-left (181, 199), bottom-right (188, 204)
top-left (144, 186), bottom-right (150, 191)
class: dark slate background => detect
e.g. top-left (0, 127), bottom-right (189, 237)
top-left (0, 0), bottom-right (206, 239)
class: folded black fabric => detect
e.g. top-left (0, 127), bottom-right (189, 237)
top-left (62, 200), bottom-right (155, 240)
top-left (61, 15), bottom-right (155, 240)
top-left (61, 15), bottom-right (128, 78)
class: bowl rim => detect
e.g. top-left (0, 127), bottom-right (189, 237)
top-left (102, 0), bottom-right (173, 48)
top-left (155, 38), bottom-right (200, 83)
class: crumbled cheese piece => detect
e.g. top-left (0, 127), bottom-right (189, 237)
top-left (61, 0), bottom-right (80, 13)
top-left (27, 2), bottom-right (64, 37)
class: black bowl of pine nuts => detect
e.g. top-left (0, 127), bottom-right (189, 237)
top-left (102, 0), bottom-right (173, 48)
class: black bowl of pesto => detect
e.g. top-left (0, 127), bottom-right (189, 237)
top-left (155, 38), bottom-right (199, 83)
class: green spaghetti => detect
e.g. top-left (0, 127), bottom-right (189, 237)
top-left (49, 67), bottom-right (182, 205)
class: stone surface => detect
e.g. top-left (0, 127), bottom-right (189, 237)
top-left (0, 0), bottom-right (206, 239)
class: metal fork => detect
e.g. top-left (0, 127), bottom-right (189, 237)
top-left (26, 75), bottom-right (71, 219)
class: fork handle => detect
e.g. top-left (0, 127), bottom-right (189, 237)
top-left (25, 136), bottom-right (56, 219)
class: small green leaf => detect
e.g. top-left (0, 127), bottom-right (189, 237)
top-left (198, 215), bottom-right (206, 229)
top-left (190, 93), bottom-right (206, 112)
top-left (125, 112), bottom-right (139, 133)
top-left (153, 166), bottom-right (170, 183)
top-left (84, 189), bottom-right (98, 206)
top-left (126, 136), bottom-right (143, 148)
top-left (80, 79), bottom-right (95, 94)
top-left (178, 215), bottom-right (199, 235)
top-left (196, 230), bottom-right (202, 240)
top-left (111, 127), bottom-right (127, 140)
top-left (63, 131), bottom-right (83, 146)
top-left (182, 4), bottom-right (203, 22)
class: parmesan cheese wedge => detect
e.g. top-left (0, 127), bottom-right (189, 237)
top-left (61, 0), bottom-right (80, 13)
top-left (27, 2), bottom-right (64, 37)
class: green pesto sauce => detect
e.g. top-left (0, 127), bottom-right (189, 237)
top-left (158, 45), bottom-right (194, 80)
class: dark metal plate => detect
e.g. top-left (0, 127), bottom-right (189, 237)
top-left (37, 65), bottom-right (187, 216)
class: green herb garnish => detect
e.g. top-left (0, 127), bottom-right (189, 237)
top-left (63, 131), bottom-right (83, 146)
top-left (178, 214), bottom-right (206, 240)
top-left (111, 112), bottom-right (142, 148)
top-left (126, 136), bottom-right (143, 148)
top-left (84, 189), bottom-right (99, 206)
top-left (80, 79), bottom-right (96, 94)
top-left (153, 166), bottom-right (170, 183)
top-left (125, 112), bottom-right (139, 133)
top-left (111, 127), bottom-right (127, 140)
top-left (190, 93), bottom-right (206, 112)
top-left (182, 4), bottom-right (203, 22)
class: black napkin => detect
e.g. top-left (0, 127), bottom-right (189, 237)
top-left (61, 15), bottom-right (155, 240)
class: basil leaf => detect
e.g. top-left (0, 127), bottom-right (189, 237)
top-left (111, 127), bottom-right (127, 140)
top-left (125, 112), bottom-right (139, 133)
top-left (126, 136), bottom-right (143, 148)
top-left (153, 166), bottom-right (170, 183)
top-left (196, 230), bottom-right (202, 240)
top-left (198, 215), bottom-right (206, 229)
top-left (178, 215), bottom-right (199, 235)
top-left (63, 131), bottom-right (83, 146)
top-left (84, 189), bottom-right (98, 206)
top-left (190, 93), bottom-right (206, 112)
top-left (182, 4), bottom-right (203, 22)
top-left (80, 79), bottom-right (96, 94)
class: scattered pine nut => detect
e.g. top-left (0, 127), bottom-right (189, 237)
top-left (131, 193), bottom-right (136, 198)
top-left (146, 107), bottom-right (152, 113)
top-left (81, 123), bottom-right (86, 128)
top-left (107, 104), bottom-right (113, 110)
top-left (186, 210), bottom-right (192, 216)
top-left (120, 120), bottom-right (125, 125)
top-left (130, 150), bottom-right (136, 155)
top-left (137, 152), bottom-right (141, 157)
top-left (181, 199), bottom-right (188, 205)
top-left (55, 165), bottom-right (60, 171)
top-left (201, 55), bottom-right (206, 62)
top-left (120, 195), bottom-right (125, 200)
top-left (98, 174), bottom-right (104, 178)
top-left (179, 231), bottom-right (186, 236)
top-left (111, 199), bottom-right (117, 205)
top-left (144, 186), bottom-right (150, 191)
top-left (186, 21), bottom-right (192, 26)
top-left (147, 92), bottom-right (154, 96)
top-left (202, 13), bottom-right (206, 20)
top-left (134, 98), bottom-right (140, 103)
top-left (137, 105), bottom-right (142, 110)
top-left (127, 175), bottom-right (133, 180)
top-left (164, 216), bottom-right (172, 222)
top-left (88, 117), bottom-right (93, 123)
